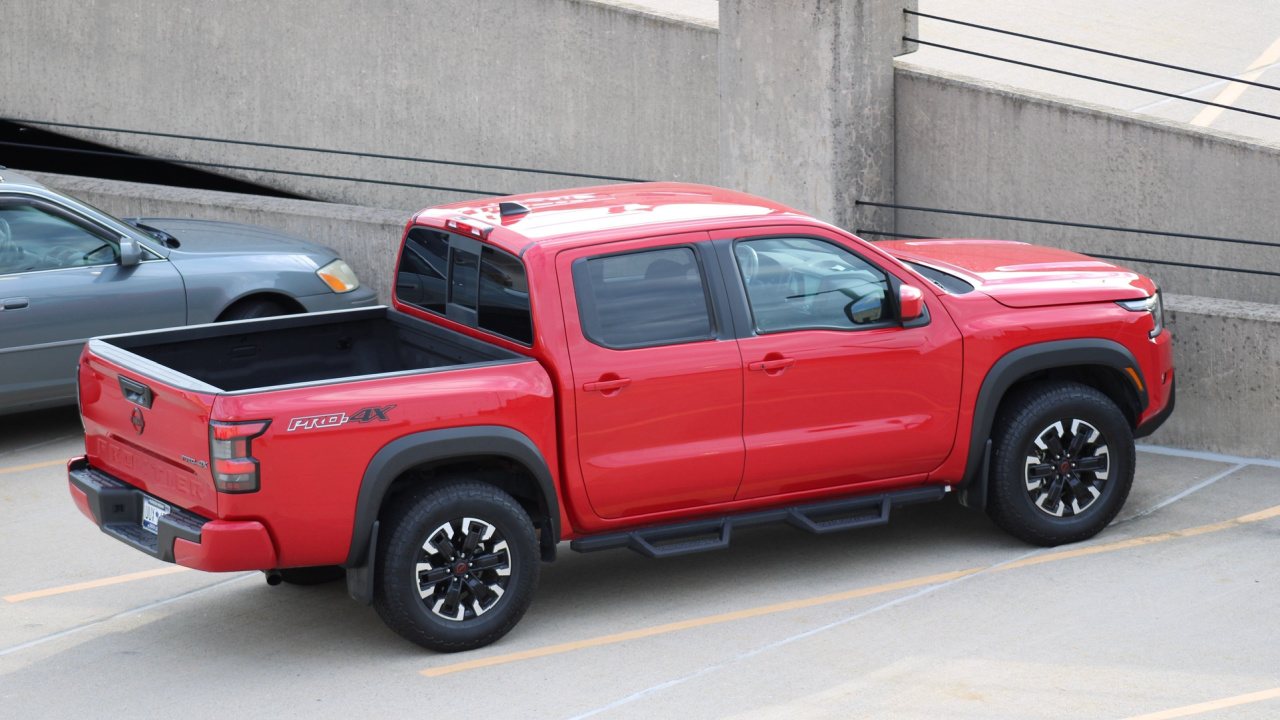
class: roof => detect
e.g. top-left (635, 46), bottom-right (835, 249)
top-left (414, 182), bottom-right (811, 256)
top-left (0, 168), bottom-right (48, 191)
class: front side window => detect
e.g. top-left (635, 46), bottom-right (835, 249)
top-left (733, 237), bottom-right (890, 333)
top-left (0, 203), bottom-right (119, 276)
top-left (395, 226), bottom-right (534, 346)
top-left (572, 246), bottom-right (714, 350)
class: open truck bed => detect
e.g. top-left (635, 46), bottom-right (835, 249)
top-left (89, 306), bottom-right (522, 395)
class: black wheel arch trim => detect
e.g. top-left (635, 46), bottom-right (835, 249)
top-left (343, 426), bottom-right (560, 571)
top-left (956, 338), bottom-right (1148, 506)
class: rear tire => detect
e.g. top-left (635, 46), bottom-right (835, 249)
top-left (987, 381), bottom-right (1134, 546)
top-left (219, 297), bottom-right (291, 321)
top-left (373, 480), bottom-right (539, 652)
top-left (279, 565), bottom-right (346, 585)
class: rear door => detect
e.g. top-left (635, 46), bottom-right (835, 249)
top-left (558, 233), bottom-right (745, 519)
top-left (713, 227), bottom-right (963, 500)
top-left (0, 196), bottom-right (185, 409)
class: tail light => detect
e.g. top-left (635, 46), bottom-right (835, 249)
top-left (209, 420), bottom-right (270, 493)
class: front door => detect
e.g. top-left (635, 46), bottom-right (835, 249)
top-left (558, 233), bottom-right (745, 520)
top-left (0, 197), bottom-right (186, 411)
top-left (717, 229), bottom-right (963, 500)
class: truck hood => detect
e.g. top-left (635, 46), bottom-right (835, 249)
top-left (131, 218), bottom-right (339, 258)
top-left (877, 239), bottom-right (1156, 308)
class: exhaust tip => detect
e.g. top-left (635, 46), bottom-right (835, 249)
top-left (264, 570), bottom-right (283, 586)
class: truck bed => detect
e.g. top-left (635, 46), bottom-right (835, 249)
top-left (90, 306), bottom-right (522, 394)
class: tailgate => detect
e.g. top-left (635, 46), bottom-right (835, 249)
top-left (78, 343), bottom-right (221, 517)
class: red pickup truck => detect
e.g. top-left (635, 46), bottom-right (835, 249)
top-left (69, 183), bottom-right (1174, 651)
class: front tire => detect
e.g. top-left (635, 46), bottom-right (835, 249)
top-left (987, 381), bottom-right (1135, 546)
top-left (373, 480), bottom-right (539, 652)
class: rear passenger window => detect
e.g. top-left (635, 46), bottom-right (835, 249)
top-left (395, 226), bottom-right (534, 346)
top-left (572, 246), bottom-right (715, 350)
top-left (478, 247), bottom-right (533, 345)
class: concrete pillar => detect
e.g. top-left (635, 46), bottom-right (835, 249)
top-left (719, 0), bottom-right (916, 233)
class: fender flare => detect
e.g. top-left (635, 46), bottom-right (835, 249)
top-left (956, 339), bottom-right (1147, 509)
top-left (343, 426), bottom-right (560, 568)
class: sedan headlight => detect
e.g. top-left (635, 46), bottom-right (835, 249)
top-left (316, 259), bottom-right (360, 293)
top-left (1117, 290), bottom-right (1163, 338)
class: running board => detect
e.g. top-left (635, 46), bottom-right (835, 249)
top-left (569, 486), bottom-right (948, 559)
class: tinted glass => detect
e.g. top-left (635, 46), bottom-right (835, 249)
top-left (573, 246), bottom-right (714, 349)
top-left (449, 246), bottom-right (480, 310)
top-left (396, 227), bottom-right (449, 312)
top-left (478, 247), bottom-right (533, 345)
top-left (0, 204), bottom-right (118, 276)
top-left (734, 237), bottom-right (890, 333)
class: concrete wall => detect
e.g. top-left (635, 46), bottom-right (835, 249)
top-left (23, 171), bottom-right (406, 304)
top-left (2, 0), bottom-right (718, 210)
top-left (894, 62), bottom-right (1280, 304)
top-left (1147, 295), bottom-right (1280, 459)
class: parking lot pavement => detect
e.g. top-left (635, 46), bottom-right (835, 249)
top-left (2, 409), bottom-right (1278, 719)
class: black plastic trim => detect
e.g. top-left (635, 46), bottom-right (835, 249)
top-left (1134, 375), bottom-right (1176, 439)
top-left (68, 458), bottom-right (207, 563)
top-left (957, 339), bottom-right (1149, 493)
top-left (570, 485), bottom-right (947, 558)
top-left (344, 426), bottom-right (559, 568)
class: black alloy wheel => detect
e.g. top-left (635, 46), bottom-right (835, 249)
top-left (416, 517), bottom-right (512, 622)
top-left (1023, 418), bottom-right (1110, 518)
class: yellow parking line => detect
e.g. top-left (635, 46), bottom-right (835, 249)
top-left (0, 458), bottom-right (66, 476)
top-left (1119, 686), bottom-right (1280, 720)
top-left (3, 567), bottom-right (189, 603)
top-left (1191, 33), bottom-right (1280, 127)
top-left (421, 502), bottom-right (1280, 678)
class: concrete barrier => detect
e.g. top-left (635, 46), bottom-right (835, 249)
top-left (23, 171), bottom-right (407, 304)
top-left (1146, 294), bottom-right (1280, 460)
top-left (2, 0), bottom-right (718, 210)
top-left (894, 62), bottom-right (1280, 305)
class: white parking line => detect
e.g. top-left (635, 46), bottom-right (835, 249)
top-left (1124, 463), bottom-right (1247, 522)
top-left (559, 548), bottom-right (1043, 720)
top-left (0, 573), bottom-right (254, 658)
top-left (1136, 444), bottom-right (1280, 469)
top-left (1130, 60), bottom-right (1280, 113)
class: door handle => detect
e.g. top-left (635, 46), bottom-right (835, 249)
top-left (1, 297), bottom-right (29, 310)
top-left (583, 377), bottom-right (632, 393)
top-left (748, 357), bottom-right (795, 372)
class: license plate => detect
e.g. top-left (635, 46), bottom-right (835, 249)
top-left (142, 496), bottom-right (171, 534)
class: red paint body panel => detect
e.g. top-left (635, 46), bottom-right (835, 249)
top-left (71, 183), bottom-right (1175, 570)
top-left (68, 480), bottom-right (93, 522)
top-left (173, 520), bottom-right (277, 572)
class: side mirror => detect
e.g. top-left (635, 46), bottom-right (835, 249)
top-left (899, 284), bottom-right (924, 321)
top-left (118, 236), bottom-right (141, 267)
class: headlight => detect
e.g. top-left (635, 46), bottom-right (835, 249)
top-left (1117, 290), bottom-right (1163, 338)
top-left (316, 259), bottom-right (360, 293)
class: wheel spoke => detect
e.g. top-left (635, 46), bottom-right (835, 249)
top-left (461, 525), bottom-right (484, 556)
top-left (1027, 463), bottom-right (1056, 479)
top-left (1076, 455), bottom-right (1108, 473)
top-left (419, 566), bottom-right (452, 585)
top-left (1042, 432), bottom-right (1066, 458)
top-left (429, 530), bottom-right (455, 562)
top-left (1042, 477), bottom-right (1065, 511)
top-left (469, 552), bottom-right (508, 572)
top-left (1066, 430), bottom-right (1088, 458)
top-left (463, 575), bottom-right (495, 606)
top-left (440, 578), bottom-right (463, 617)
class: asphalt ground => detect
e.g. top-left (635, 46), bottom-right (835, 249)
top-left (2, 407), bottom-right (1279, 719)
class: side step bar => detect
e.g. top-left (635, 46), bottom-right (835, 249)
top-left (570, 485), bottom-right (948, 559)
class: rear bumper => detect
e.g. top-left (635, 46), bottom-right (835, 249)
top-left (68, 457), bottom-right (277, 572)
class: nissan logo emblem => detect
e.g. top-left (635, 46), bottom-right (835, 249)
top-left (131, 407), bottom-right (145, 435)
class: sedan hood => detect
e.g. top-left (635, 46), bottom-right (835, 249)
top-left (135, 218), bottom-right (338, 258)
top-left (878, 239), bottom-right (1156, 308)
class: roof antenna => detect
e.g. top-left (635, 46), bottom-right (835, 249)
top-left (499, 201), bottom-right (530, 218)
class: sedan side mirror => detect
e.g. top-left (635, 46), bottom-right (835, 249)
top-left (119, 236), bottom-right (141, 267)
top-left (899, 284), bottom-right (924, 321)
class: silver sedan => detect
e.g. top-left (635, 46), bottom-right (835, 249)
top-left (0, 168), bottom-right (378, 416)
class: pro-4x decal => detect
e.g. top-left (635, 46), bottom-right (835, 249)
top-left (287, 405), bottom-right (397, 432)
